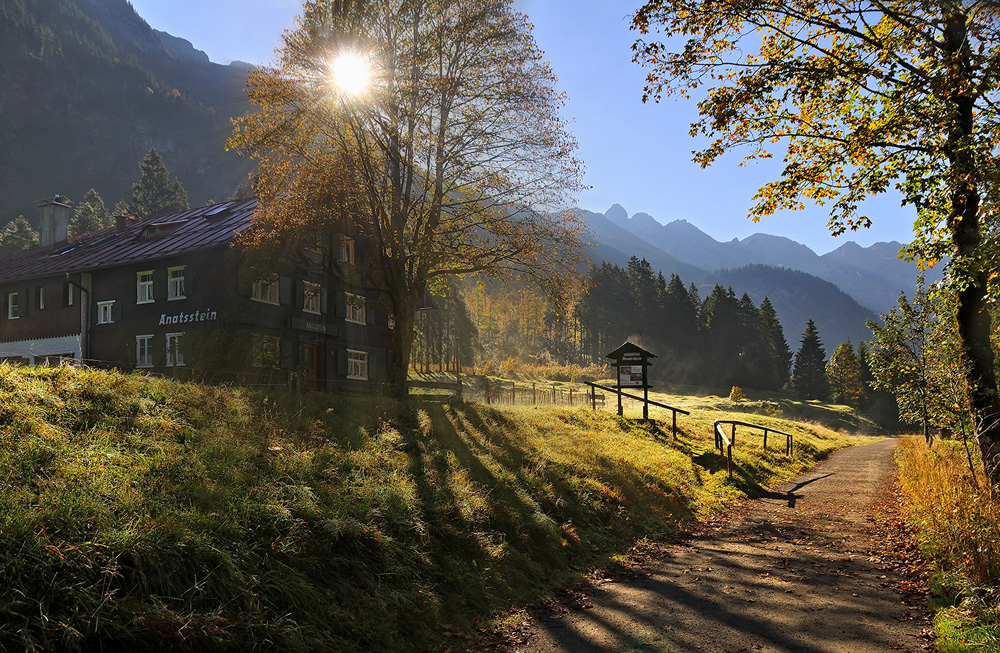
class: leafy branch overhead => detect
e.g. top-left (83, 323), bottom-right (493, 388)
top-left (631, 0), bottom-right (1000, 484)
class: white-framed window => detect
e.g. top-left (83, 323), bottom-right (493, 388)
top-left (347, 349), bottom-right (368, 380)
top-left (303, 282), bottom-right (321, 315)
top-left (345, 292), bottom-right (366, 324)
top-left (251, 334), bottom-right (280, 368)
top-left (97, 300), bottom-right (115, 325)
top-left (137, 270), bottom-right (154, 304)
top-left (167, 266), bottom-right (186, 300)
top-left (36, 286), bottom-right (45, 310)
top-left (165, 332), bottom-right (184, 367)
top-left (7, 292), bottom-right (18, 319)
top-left (136, 335), bottom-right (153, 368)
top-left (64, 282), bottom-right (74, 307)
top-left (251, 275), bottom-right (279, 305)
top-left (340, 236), bottom-right (356, 265)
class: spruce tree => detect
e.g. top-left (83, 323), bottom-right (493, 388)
top-left (69, 188), bottom-right (112, 236)
top-left (0, 216), bottom-right (39, 258)
top-left (131, 148), bottom-right (189, 219)
top-left (758, 297), bottom-right (791, 390)
top-left (793, 318), bottom-right (829, 400)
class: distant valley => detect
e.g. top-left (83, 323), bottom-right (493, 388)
top-left (578, 204), bottom-right (939, 350)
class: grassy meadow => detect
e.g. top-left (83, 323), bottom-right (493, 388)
top-left (0, 363), bottom-right (864, 651)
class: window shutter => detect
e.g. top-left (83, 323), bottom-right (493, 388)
top-left (112, 301), bottom-right (122, 322)
top-left (20, 290), bottom-right (28, 316)
top-left (279, 276), bottom-right (293, 305)
top-left (370, 351), bottom-right (382, 381)
top-left (153, 269), bottom-right (167, 300)
top-left (321, 289), bottom-right (329, 314)
top-left (337, 348), bottom-right (348, 376)
top-left (237, 269), bottom-right (251, 296)
top-left (335, 291), bottom-right (346, 318)
top-left (89, 303), bottom-right (97, 324)
top-left (366, 302), bottom-right (375, 325)
top-left (184, 269), bottom-right (192, 297)
top-left (295, 280), bottom-right (304, 309)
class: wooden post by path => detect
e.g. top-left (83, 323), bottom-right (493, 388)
top-left (591, 385), bottom-right (596, 410)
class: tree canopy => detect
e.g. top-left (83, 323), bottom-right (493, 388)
top-left (632, 0), bottom-right (1000, 482)
top-left (0, 215), bottom-right (38, 258)
top-left (131, 148), bottom-right (189, 220)
top-left (69, 188), bottom-right (112, 236)
top-left (230, 0), bottom-right (584, 393)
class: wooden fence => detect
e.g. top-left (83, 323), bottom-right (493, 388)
top-left (483, 380), bottom-right (603, 408)
top-left (714, 419), bottom-right (794, 479)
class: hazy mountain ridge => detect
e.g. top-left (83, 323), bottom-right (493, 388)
top-left (579, 204), bottom-right (919, 350)
top-left (0, 0), bottom-right (252, 223)
top-left (594, 203), bottom-right (935, 314)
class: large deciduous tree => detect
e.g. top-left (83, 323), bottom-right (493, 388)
top-left (632, 1), bottom-right (1000, 483)
top-left (229, 0), bottom-right (584, 394)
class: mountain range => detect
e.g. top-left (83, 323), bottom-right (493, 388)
top-left (579, 204), bottom-right (939, 350)
top-left (0, 0), bottom-right (933, 355)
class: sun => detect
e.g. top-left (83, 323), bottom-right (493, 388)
top-left (330, 52), bottom-right (371, 96)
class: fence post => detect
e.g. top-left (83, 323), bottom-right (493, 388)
top-left (672, 409), bottom-right (678, 441)
top-left (511, 380), bottom-right (516, 405)
top-left (532, 382), bottom-right (536, 405)
top-left (591, 385), bottom-right (596, 410)
top-left (731, 423), bottom-right (737, 445)
top-left (763, 428), bottom-right (768, 450)
top-left (570, 388), bottom-right (574, 406)
top-left (552, 384), bottom-right (557, 404)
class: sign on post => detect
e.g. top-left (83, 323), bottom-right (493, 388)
top-left (605, 341), bottom-right (656, 419)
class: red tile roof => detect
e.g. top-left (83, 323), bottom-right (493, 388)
top-left (0, 199), bottom-right (258, 283)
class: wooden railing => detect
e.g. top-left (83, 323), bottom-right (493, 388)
top-left (584, 381), bottom-right (690, 439)
top-left (714, 419), bottom-right (794, 479)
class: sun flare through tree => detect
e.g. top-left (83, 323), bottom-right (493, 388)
top-left (229, 0), bottom-right (585, 394)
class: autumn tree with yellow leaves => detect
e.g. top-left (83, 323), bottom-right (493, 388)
top-left (633, 1), bottom-right (1000, 484)
top-left (230, 0), bottom-right (584, 394)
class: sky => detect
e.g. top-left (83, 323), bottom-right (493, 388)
top-left (128, 0), bottom-right (915, 255)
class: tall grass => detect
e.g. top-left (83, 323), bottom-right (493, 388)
top-left (0, 363), bottom-right (858, 651)
top-left (897, 437), bottom-right (1000, 651)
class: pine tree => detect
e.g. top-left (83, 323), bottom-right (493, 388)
top-left (112, 200), bottom-right (131, 218)
top-left (131, 148), bottom-right (189, 219)
top-left (0, 216), bottom-right (39, 258)
top-left (69, 188), bottom-right (112, 236)
top-left (758, 297), bottom-right (791, 390)
top-left (826, 341), bottom-right (863, 406)
top-left (793, 318), bottom-right (828, 400)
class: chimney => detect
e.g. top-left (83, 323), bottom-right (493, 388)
top-left (36, 194), bottom-right (73, 247)
top-left (115, 214), bottom-right (137, 231)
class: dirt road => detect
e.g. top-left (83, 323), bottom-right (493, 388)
top-left (510, 438), bottom-right (929, 653)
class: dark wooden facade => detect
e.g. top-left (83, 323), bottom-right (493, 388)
top-left (0, 199), bottom-right (393, 392)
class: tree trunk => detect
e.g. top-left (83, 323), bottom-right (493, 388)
top-left (388, 293), bottom-right (417, 397)
top-left (944, 9), bottom-right (1000, 486)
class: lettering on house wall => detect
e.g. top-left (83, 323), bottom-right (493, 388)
top-left (158, 310), bottom-right (218, 326)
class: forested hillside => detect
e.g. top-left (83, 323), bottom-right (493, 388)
top-left (0, 0), bottom-right (251, 224)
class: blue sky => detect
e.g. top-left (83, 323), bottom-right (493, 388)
top-left (128, 0), bottom-right (915, 254)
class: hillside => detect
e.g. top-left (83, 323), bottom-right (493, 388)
top-left (0, 0), bottom-right (252, 223)
top-left (701, 264), bottom-right (879, 350)
top-left (0, 363), bottom-right (859, 651)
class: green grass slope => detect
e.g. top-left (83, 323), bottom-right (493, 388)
top-left (0, 364), bottom-right (862, 651)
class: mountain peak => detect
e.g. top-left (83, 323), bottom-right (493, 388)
top-left (604, 204), bottom-right (629, 227)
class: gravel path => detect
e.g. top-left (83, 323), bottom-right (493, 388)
top-left (510, 438), bottom-right (929, 653)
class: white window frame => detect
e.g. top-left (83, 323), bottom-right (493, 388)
top-left (37, 286), bottom-right (45, 310)
top-left (7, 292), bottom-right (18, 320)
top-left (165, 332), bottom-right (184, 367)
top-left (167, 266), bottom-right (186, 301)
top-left (136, 335), bottom-right (153, 368)
top-left (303, 282), bottom-right (322, 315)
top-left (347, 349), bottom-right (368, 380)
top-left (65, 282), bottom-right (74, 307)
top-left (345, 292), bottom-right (366, 325)
top-left (97, 300), bottom-right (115, 325)
top-left (251, 275), bottom-right (280, 305)
top-left (340, 236), bottom-right (356, 265)
top-left (137, 270), bottom-right (154, 304)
